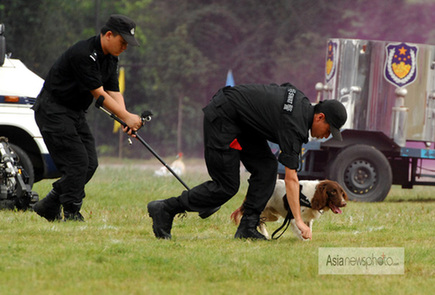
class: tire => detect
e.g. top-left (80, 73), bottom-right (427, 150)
top-left (327, 144), bottom-right (392, 202)
top-left (9, 143), bottom-right (35, 187)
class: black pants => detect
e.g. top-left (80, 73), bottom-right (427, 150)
top-left (34, 90), bottom-right (98, 207)
top-left (178, 91), bottom-right (277, 216)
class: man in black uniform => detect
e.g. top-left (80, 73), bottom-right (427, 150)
top-left (148, 83), bottom-right (347, 240)
top-left (33, 15), bottom-right (143, 221)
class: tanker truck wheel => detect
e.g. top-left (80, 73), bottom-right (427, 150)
top-left (327, 144), bottom-right (392, 202)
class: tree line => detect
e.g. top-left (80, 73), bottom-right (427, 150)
top-left (2, 0), bottom-right (434, 158)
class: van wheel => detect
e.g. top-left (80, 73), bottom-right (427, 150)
top-left (328, 144), bottom-right (392, 202)
top-left (9, 143), bottom-right (35, 187)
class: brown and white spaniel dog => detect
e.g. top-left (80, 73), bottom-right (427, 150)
top-left (231, 179), bottom-right (348, 240)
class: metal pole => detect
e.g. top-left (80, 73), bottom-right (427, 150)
top-left (95, 97), bottom-right (191, 191)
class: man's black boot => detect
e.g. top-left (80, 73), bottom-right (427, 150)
top-left (148, 198), bottom-right (185, 239)
top-left (63, 202), bottom-right (85, 222)
top-left (33, 190), bottom-right (62, 222)
top-left (234, 214), bottom-right (267, 240)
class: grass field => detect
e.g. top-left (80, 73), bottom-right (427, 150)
top-left (0, 157), bottom-right (434, 295)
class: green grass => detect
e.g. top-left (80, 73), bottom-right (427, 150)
top-left (0, 157), bottom-right (434, 294)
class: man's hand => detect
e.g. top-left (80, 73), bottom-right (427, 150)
top-left (295, 219), bottom-right (312, 240)
top-left (121, 113), bottom-right (142, 137)
top-left (284, 167), bottom-right (312, 240)
top-left (124, 113), bottom-right (142, 131)
top-left (91, 88), bottom-right (142, 133)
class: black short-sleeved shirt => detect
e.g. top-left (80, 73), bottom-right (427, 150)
top-left (223, 83), bottom-right (314, 169)
top-left (43, 35), bottom-right (119, 111)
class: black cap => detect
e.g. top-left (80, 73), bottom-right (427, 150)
top-left (317, 100), bottom-right (347, 141)
top-left (105, 14), bottom-right (139, 46)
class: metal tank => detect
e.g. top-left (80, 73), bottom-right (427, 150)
top-left (319, 38), bottom-right (435, 145)
top-left (295, 38), bottom-right (435, 202)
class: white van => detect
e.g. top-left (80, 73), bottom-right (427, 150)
top-left (0, 24), bottom-right (60, 186)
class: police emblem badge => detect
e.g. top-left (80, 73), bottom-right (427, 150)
top-left (384, 42), bottom-right (418, 87)
top-left (326, 40), bottom-right (338, 82)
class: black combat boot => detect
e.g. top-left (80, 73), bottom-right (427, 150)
top-left (33, 190), bottom-right (62, 221)
top-left (63, 201), bottom-right (85, 222)
top-left (147, 198), bottom-right (185, 239)
top-left (234, 214), bottom-right (267, 240)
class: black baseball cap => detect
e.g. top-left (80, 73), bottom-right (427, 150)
top-left (105, 14), bottom-right (139, 46)
top-left (317, 100), bottom-right (347, 141)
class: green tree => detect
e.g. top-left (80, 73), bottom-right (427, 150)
top-left (3, 0), bottom-right (435, 157)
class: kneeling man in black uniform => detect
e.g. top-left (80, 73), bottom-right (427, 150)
top-left (148, 83), bottom-right (347, 240)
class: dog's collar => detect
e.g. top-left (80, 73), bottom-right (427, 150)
top-left (282, 185), bottom-right (312, 212)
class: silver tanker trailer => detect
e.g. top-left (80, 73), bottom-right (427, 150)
top-left (295, 38), bottom-right (435, 202)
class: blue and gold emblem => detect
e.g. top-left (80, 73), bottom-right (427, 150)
top-left (384, 42), bottom-right (418, 87)
top-left (326, 40), bottom-right (337, 82)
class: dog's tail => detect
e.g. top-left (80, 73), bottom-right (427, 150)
top-left (230, 206), bottom-right (243, 225)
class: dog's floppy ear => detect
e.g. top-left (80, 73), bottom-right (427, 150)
top-left (311, 181), bottom-right (328, 210)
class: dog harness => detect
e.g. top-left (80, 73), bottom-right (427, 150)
top-left (271, 185), bottom-right (311, 240)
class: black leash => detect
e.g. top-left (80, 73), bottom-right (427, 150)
top-left (271, 185), bottom-right (311, 240)
top-left (271, 208), bottom-right (293, 240)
